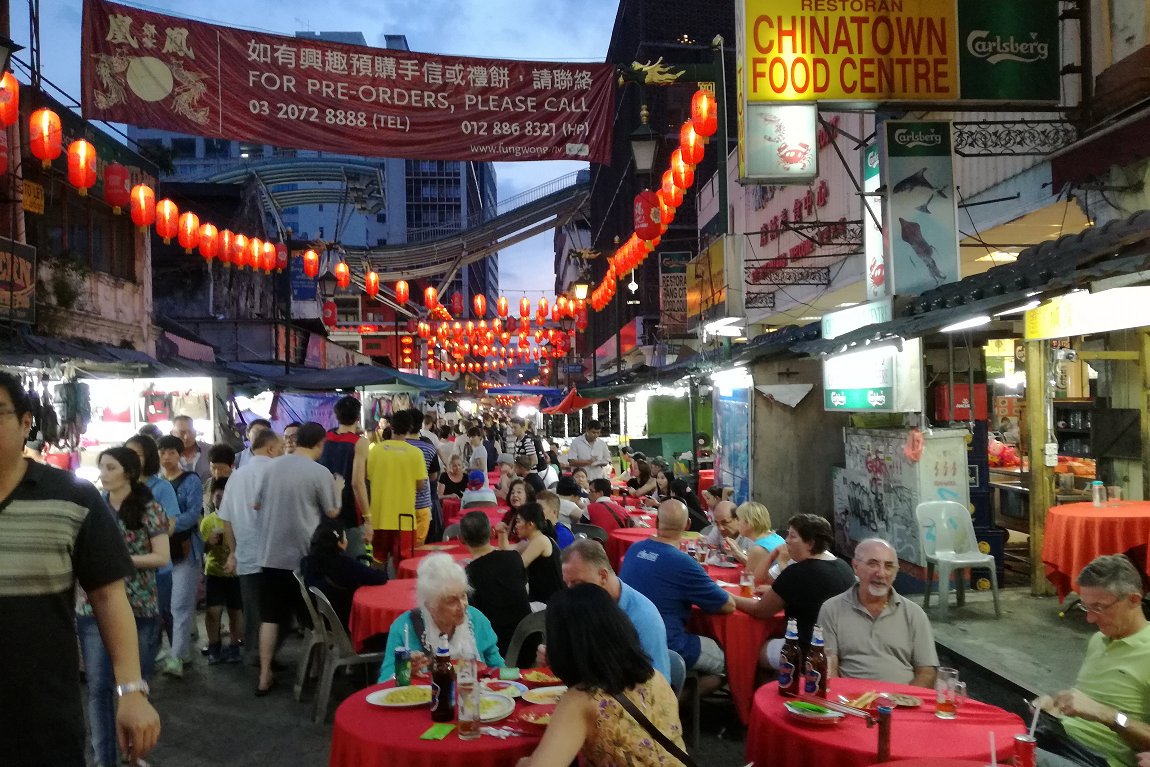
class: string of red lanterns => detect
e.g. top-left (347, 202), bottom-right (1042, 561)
top-left (588, 88), bottom-right (717, 313)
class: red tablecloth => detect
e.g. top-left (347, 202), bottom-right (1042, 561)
top-left (442, 499), bottom-right (509, 528)
top-left (697, 469), bottom-right (714, 495)
top-left (745, 678), bottom-right (1022, 767)
top-left (329, 681), bottom-right (540, 767)
top-left (867, 761), bottom-right (992, 767)
top-left (606, 527), bottom-right (656, 570)
top-left (397, 551), bottom-right (472, 579)
top-left (689, 563), bottom-right (784, 726)
top-left (348, 580), bottom-right (418, 652)
top-left (1041, 501), bottom-right (1150, 599)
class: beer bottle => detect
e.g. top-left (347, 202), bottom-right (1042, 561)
top-left (802, 624), bottom-right (828, 699)
top-left (777, 618), bottom-right (803, 697)
top-left (430, 634), bottom-right (456, 722)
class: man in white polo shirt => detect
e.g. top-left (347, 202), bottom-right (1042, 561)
top-left (565, 419), bottom-right (612, 481)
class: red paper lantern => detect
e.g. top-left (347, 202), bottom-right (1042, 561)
top-left (691, 89), bottom-right (718, 138)
top-left (519, 316), bottom-right (530, 334)
top-left (218, 230), bottom-right (234, 267)
top-left (551, 304), bottom-right (561, 322)
top-left (497, 296), bottom-right (509, 318)
top-left (322, 300), bottom-right (337, 326)
top-left (246, 238), bottom-right (263, 271)
top-left (302, 248), bottom-right (319, 278)
top-left (28, 108), bottom-right (61, 168)
top-left (661, 171), bottom-right (684, 208)
top-left (177, 211), bottom-right (200, 253)
top-left (395, 279), bottom-right (409, 305)
top-left (517, 296), bottom-right (529, 318)
top-left (500, 331), bottom-right (512, 346)
top-left (104, 163), bottom-right (131, 213)
top-left (334, 261), bottom-right (350, 289)
top-left (0, 72), bottom-right (19, 127)
top-left (198, 223), bottom-right (219, 261)
top-left (417, 321), bottom-right (429, 339)
top-left (534, 329), bottom-right (545, 345)
top-left (275, 242), bottom-right (289, 272)
top-left (450, 292), bottom-right (464, 316)
top-left (155, 199), bottom-right (179, 244)
top-left (680, 122), bottom-right (704, 166)
top-left (453, 321), bottom-right (464, 340)
top-left (473, 293), bottom-right (487, 318)
top-left (130, 184), bottom-right (155, 229)
top-left (576, 307), bottom-right (588, 330)
top-left (671, 149), bottom-right (694, 189)
top-left (232, 234), bottom-right (249, 268)
top-left (260, 241), bottom-right (277, 273)
top-left (67, 140), bottom-right (97, 196)
top-left (633, 190), bottom-right (662, 240)
top-left (364, 270), bottom-right (380, 298)
top-left (424, 286), bottom-right (439, 309)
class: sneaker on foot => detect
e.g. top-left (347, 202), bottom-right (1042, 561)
top-left (223, 644), bottom-right (242, 664)
top-left (158, 656), bottom-right (184, 678)
top-left (206, 644), bottom-right (222, 665)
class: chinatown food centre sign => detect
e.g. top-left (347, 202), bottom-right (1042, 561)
top-left (81, 0), bottom-right (615, 162)
top-left (738, 0), bottom-right (1060, 104)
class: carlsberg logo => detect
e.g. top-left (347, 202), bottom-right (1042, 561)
top-left (893, 129), bottom-right (942, 148)
top-left (966, 30), bottom-right (1050, 65)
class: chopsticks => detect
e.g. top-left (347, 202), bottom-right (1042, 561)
top-left (796, 695), bottom-right (876, 725)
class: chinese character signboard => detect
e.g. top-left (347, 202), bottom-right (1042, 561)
top-left (0, 237), bottom-right (36, 325)
top-left (862, 142), bottom-right (886, 300)
top-left (739, 0), bottom-right (1058, 105)
top-left (686, 240), bottom-right (726, 319)
top-left (81, 0), bottom-right (615, 163)
top-left (659, 252), bottom-right (690, 335)
top-left (742, 103), bottom-right (818, 183)
top-left (882, 121), bottom-right (959, 297)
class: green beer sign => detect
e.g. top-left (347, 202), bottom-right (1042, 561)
top-left (958, 0), bottom-right (1060, 102)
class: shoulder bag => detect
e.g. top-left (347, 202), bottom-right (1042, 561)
top-left (611, 689), bottom-right (698, 767)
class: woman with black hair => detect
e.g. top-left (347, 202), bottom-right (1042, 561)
top-left (300, 518), bottom-right (389, 628)
top-left (669, 477), bottom-right (709, 533)
top-left (498, 501), bottom-right (563, 604)
top-left (77, 447), bottom-right (169, 767)
top-left (626, 458), bottom-right (656, 498)
top-left (496, 477), bottom-right (535, 544)
top-left (515, 584), bottom-right (685, 767)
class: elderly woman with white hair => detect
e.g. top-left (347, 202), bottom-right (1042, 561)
top-left (376, 553), bottom-right (504, 681)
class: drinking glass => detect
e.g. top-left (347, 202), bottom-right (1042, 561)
top-left (934, 666), bottom-right (966, 719)
top-left (739, 570), bottom-right (755, 598)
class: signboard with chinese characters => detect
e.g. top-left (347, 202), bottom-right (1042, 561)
top-left (862, 142), bottom-right (886, 299)
top-left (659, 252), bottom-right (690, 335)
top-left (883, 121), bottom-right (959, 297)
top-left (742, 103), bottom-right (818, 183)
top-left (738, 0), bottom-right (1059, 105)
top-left (21, 181), bottom-right (44, 215)
top-left (686, 240), bottom-right (726, 319)
top-left (0, 237), bottom-right (36, 325)
top-left (81, 0), bottom-right (615, 163)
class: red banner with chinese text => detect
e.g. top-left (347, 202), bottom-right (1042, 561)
top-left (81, 0), bottom-right (615, 163)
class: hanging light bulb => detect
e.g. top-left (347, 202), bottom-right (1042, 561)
top-left (628, 271), bottom-right (639, 293)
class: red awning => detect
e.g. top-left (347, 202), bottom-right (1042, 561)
top-left (541, 388), bottom-right (606, 415)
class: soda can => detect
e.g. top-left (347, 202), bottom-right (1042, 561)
top-left (1013, 734), bottom-right (1036, 767)
top-left (394, 647), bottom-right (411, 687)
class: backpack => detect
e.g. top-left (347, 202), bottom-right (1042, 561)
top-left (595, 499), bottom-right (634, 529)
top-left (168, 471), bottom-right (197, 563)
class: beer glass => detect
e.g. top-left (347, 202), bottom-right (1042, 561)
top-left (739, 569), bottom-right (755, 598)
top-left (934, 667), bottom-right (966, 719)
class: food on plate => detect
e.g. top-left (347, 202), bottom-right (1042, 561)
top-left (479, 694), bottom-right (514, 720)
top-left (366, 685), bottom-right (432, 707)
top-left (846, 691), bottom-right (880, 709)
top-left (522, 669), bottom-right (561, 684)
top-left (482, 679), bottom-right (527, 698)
top-left (523, 685), bottom-right (567, 705)
top-left (846, 691), bottom-right (923, 709)
top-left (520, 709), bottom-right (552, 726)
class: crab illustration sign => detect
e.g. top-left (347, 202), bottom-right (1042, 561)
top-left (882, 120), bottom-right (959, 297)
top-left (80, 0), bottom-right (615, 163)
top-left (742, 103), bottom-right (818, 183)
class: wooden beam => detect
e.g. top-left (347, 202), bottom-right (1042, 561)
top-left (1026, 340), bottom-right (1055, 596)
top-left (1077, 350), bottom-right (1139, 361)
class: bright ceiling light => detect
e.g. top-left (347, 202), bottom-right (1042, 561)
top-left (994, 300), bottom-right (1040, 316)
top-left (940, 315), bottom-right (992, 333)
top-left (799, 315), bottom-right (822, 321)
top-left (975, 250), bottom-right (1019, 263)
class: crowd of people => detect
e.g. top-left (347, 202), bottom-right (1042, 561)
top-left (2, 368), bottom-right (1149, 767)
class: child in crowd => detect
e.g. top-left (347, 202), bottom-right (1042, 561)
top-left (199, 477), bottom-right (243, 664)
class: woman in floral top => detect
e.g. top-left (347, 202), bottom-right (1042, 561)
top-left (517, 584), bottom-right (685, 767)
top-left (76, 446), bottom-right (169, 767)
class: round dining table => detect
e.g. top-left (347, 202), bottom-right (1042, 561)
top-left (688, 563), bottom-right (785, 726)
top-left (397, 550), bottom-right (472, 579)
top-left (1041, 500), bottom-right (1150, 599)
top-left (745, 678), bottom-right (1022, 767)
top-left (866, 761), bottom-right (993, 767)
top-left (348, 580), bottom-right (418, 652)
top-left (329, 681), bottom-right (541, 767)
top-left (605, 527), bottom-right (702, 570)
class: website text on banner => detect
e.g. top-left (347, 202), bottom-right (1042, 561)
top-left (80, 0), bottom-right (616, 163)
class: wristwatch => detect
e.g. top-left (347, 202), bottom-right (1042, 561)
top-left (1111, 711), bottom-right (1129, 731)
top-left (115, 680), bottom-right (150, 698)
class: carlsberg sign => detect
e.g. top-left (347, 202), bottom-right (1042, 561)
top-left (957, 0), bottom-right (1060, 101)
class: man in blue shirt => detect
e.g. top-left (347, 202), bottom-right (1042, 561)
top-left (560, 538), bottom-right (671, 682)
top-left (620, 499), bottom-right (734, 696)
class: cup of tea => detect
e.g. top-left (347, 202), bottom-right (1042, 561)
top-left (934, 666), bottom-right (966, 719)
top-left (739, 570), bottom-right (755, 598)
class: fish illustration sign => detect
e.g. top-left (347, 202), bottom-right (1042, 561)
top-left (883, 120), bottom-right (959, 297)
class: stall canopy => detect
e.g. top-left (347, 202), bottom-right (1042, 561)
top-left (541, 388), bottom-right (606, 414)
top-left (268, 364), bottom-right (454, 392)
top-left (484, 385), bottom-right (565, 396)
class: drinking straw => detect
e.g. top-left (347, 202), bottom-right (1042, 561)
top-left (404, 624), bottom-right (409, 650)
top-left (1029, 704), bottom-right (1041, 738)
top-left (989, 732), bottom-right (997, 767)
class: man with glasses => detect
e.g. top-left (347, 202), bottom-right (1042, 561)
top-left (818, 538), bottom-right (938, 688)
top-left (281, 422), bottom-right (301, 455)
top-left (566, 419), bottom-right (612, 481)
top-left (1036, 554), bottom-right (1150, 766)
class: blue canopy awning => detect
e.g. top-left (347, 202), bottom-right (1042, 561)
top-left (484, 385), bottom-right (565, 397)
top-left (268, 364), bottom-right (454, 392)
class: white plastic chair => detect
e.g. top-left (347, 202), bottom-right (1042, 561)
top-left (292, 572), bottom-right (327, 702)
top-left (308, 587), bottom-right (386, 723)
top-left (915, 500), bottom-right (1001, 622)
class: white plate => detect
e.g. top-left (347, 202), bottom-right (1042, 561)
top-left (522, 685), bottom-right (568, 705)
top-left (482, 679), bottom-right (528, 698)
top-left (479, 692), bottom-right (516, 722)
top-left (783, 701), bottom-right (844, 725)
top-left (366, 685), bottom-right (433, 708)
